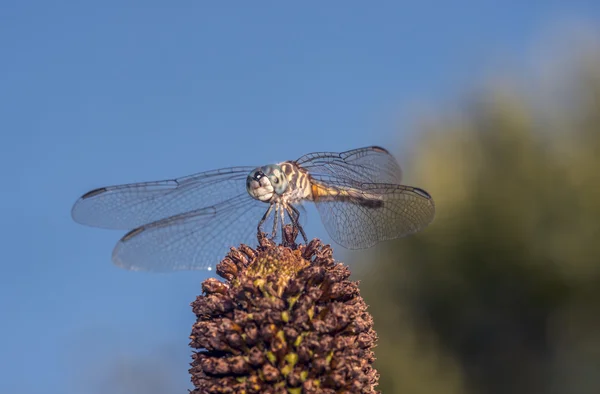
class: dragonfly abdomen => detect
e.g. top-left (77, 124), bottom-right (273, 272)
top-left (310, 183), bottom-right (384, 208)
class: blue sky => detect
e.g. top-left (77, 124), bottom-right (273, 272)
top-left (2, 2), bottom-right (600, 393)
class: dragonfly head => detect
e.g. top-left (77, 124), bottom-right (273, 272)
top-left (246, 164), bottom-right (288, 202)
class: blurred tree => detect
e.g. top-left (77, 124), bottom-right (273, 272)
top-left (360, 49), bottom-right (600, 394)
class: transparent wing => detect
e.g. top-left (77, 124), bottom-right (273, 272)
top-left (295, 146), bottom-right (402, 185)
top-left (312, 182), bottom-right (435, 249)
top-left (112, 194), bottom-right (271, 271)
top-left (71, 166), bottom-right (255, 230)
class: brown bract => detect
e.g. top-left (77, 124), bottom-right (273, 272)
top-left (189, 226), bottom-right (379, 394)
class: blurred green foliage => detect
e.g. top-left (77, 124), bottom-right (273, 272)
top-left (360, 49), bottom-right (600, 394)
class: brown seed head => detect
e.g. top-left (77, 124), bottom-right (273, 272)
top-left (189, 226), bottom-right (380, 393)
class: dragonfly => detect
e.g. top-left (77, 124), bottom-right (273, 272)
top-left (71, 146), bottom-right (435, 272)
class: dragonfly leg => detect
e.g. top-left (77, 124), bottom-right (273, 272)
top-left (279, 204), bottom-right (286, 241)
top-left (271, 204), bottom-right (280, 239)
top-left (258, 203), bottom-right (275, 237)
top-left (287, 204), bottom-right (308, 243)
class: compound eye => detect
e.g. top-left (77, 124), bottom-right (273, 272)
top-left (273, 178), bottom-right (279, 184)
top-left (253, 171), bottom-right (264, 181)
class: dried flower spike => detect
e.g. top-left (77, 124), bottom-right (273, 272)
top-left (189, 226), bottom-right (379, 393)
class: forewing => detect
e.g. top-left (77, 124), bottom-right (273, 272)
top-left (295, 146), bottom-right (402, 185)
top-left (112, 194), bottom-right (270, 271)
top-left (71, 166), bottom-right (255, 230)
top-left (314, 183), bottom-right (435, 249)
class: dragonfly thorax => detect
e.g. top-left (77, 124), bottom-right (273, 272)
top-left (246, 164), bottom-right (289, 203)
